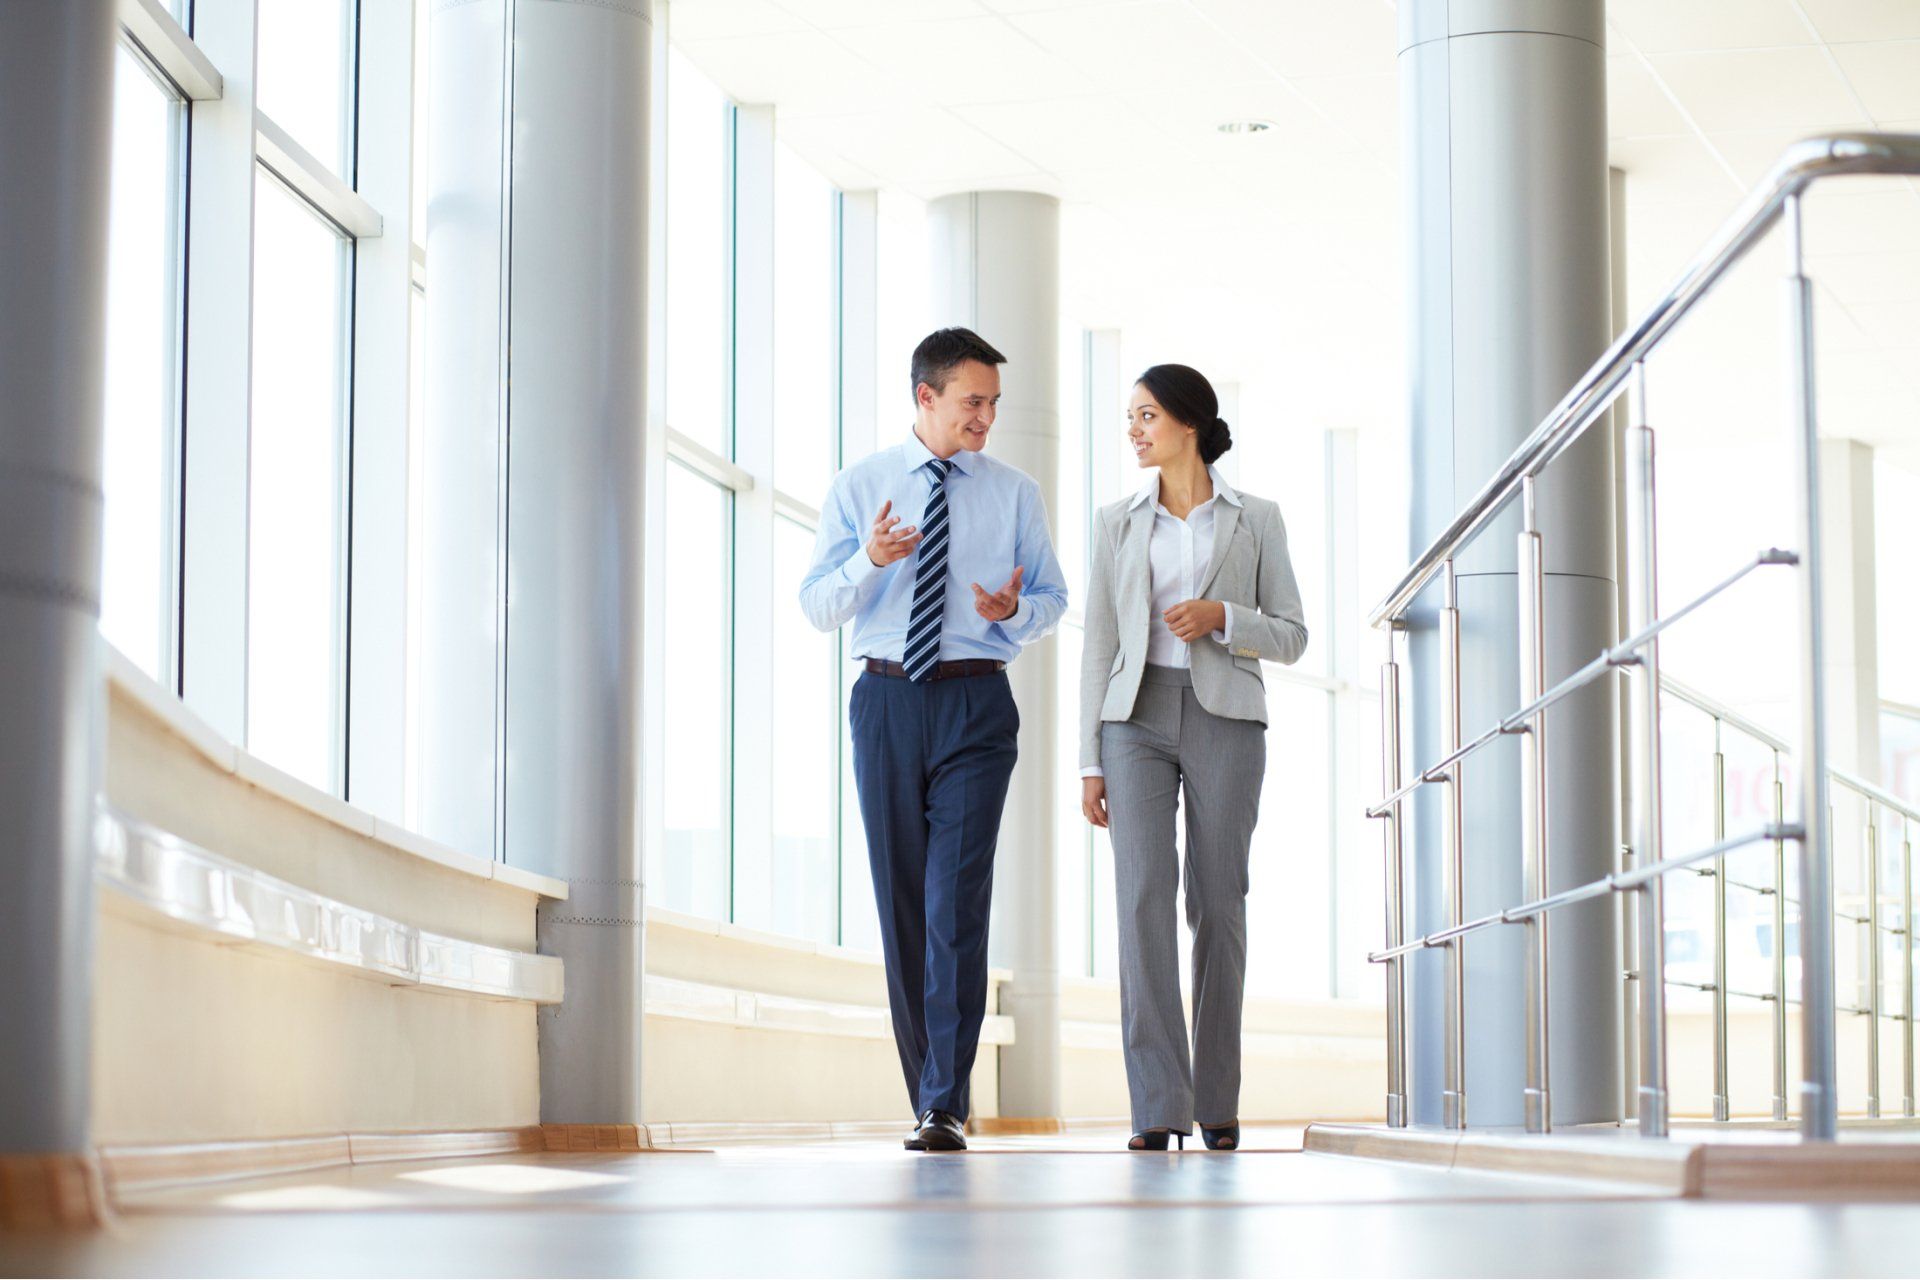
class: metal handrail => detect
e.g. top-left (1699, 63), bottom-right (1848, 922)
top-left (1659, 674), bottom-right (1792, 755)
top-left (1364, 549), bottom-right (1793, 819)
top-left (1367, 826), bottom-right (1798, 963)
top-left (1655, 673), bottom-right (1918, 1124)
top-left (1833, 767), bottom-right (1920, 826)
top-left (1365, 130), bottom-right (1920, 1146)
top-left (1367, 132), bottom-right (1920, 629)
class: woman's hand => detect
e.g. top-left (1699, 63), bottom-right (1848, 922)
top-left (1164, 598), bottom-right (1227, 642)
top-left (1081, 776), bottom-right (1109, 829)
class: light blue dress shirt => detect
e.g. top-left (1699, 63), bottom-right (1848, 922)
top-left (799, 431), bottom-right (1069, 664)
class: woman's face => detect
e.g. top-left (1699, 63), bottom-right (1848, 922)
top-left (1126, 384), bottom-right (1196, 470)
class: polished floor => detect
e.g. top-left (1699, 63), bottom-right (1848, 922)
top-left (6, 1126), bottom-right (1920, 1277)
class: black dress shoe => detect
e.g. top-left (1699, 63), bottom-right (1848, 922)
top-left (912, 1110), bottom-right (967, 1151)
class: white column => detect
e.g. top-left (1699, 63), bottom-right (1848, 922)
top-left (1402, 0), bottom-right (1620, 1127)
top-left (1819, 438), bottom-right (1881, 780)
top-left (426, 0), bottom-right (653, 1122)
top-left (0, 0), bottom-right (113, 1154)
top-left (928, 191), bottom-right (1062, 1118)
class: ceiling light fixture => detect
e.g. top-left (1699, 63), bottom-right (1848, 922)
top-left (1217, 120), bottom-right (1274, 135)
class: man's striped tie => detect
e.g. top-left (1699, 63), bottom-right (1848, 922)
top-left (902, 458), bottom-right (953, 683)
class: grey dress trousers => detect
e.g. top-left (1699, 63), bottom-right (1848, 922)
top-left (1079, 482), bottom-right (1309, 1135)
top-left (1103, 665), bottom-right (1267, 1132)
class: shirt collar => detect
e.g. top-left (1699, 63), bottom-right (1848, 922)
top-left (904, 429), bottom-right (976, 477)
top-left (1129, 465), bottom-right (1243, 511)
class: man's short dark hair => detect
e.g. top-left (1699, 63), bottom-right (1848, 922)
top-left (910, 327), bottom-right (1007, 401)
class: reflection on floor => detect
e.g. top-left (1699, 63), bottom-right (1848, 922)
top-left (6, 1125), bottom-right (1920, 1277)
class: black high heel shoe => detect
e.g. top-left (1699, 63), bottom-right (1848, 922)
top-left (1127, 1128), bottom-right (1186, 1151)
top-left (1199, 1122), bottom-right (1240, 1151)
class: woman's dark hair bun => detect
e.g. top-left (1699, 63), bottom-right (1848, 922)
top-left (1205, 416), bottom-right (1234, 464)
top-left (1136, 363), bottom-right (1234, 465)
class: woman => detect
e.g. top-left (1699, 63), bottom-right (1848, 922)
top-left (1078, 364), bottom-right (1308, 1152)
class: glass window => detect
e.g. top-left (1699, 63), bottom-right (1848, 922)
top-left (773, 144), bottom-right (836, 495)
top-left (256, 0), bottom-right (356, 177)
top-left (743, 516), bottom-right (839, 942)
top-left (247, 175), bottom-right (351, 792)
top-left (666, 47), bottom-right (732, 455)
top-left (100, 45), bottom-right (186, 681)
top-left (657, 461), bottom-right (732, 918)
top-left (839, 660), bottom-right (876, 951)
top-left (875, 190), bottom-right (929, 436)
top-left (411, 0), bottom-right (429, 241)
top-left (404, 283), bottom-right (427, 828)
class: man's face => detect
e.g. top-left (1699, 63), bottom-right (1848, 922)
top-left (916, 360), bottom-right (1001, 456)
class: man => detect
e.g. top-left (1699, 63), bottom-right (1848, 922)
top-left (800, 328), bottom-right (1068, 1152)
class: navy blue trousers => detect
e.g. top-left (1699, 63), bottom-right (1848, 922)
top-left (850, 668), bottom-right (1019, 1121)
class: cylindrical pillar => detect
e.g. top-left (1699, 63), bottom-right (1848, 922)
top-left (928, 191), bottom-right (1061, 1120)
top-left (1402, 0), bottom-right (1620, 1128)
top-left (426, 0), bottom-right (651, 1123)
top-left (0, 0), bottom-right (113, 1159)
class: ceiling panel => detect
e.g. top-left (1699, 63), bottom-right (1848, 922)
top-left (1797, 0), bottom-right (1920, 44)
top-left (775, 0), bottom-right (987, 28)
top-left (1708, 128), bottom-right (1861, 187)
top-left (678, 29), bottom-right (925, 116)
top-left (1118, 77), bottom-right (1351, 165)
top-left (1006, 0), bottom-right (1273, 91)
top-left (1183, 0), bottom-right (1396, 80)
top-left (667, 0), bottom-right (811, 41)
top-left (1800, 187), bottom-right (1920, 257)
top-left (1830, 40), bottom-right (1920, 121)
top-left (1607, 0), bottom-right (1815, 54)
top-left (1806, 248), bottom-right (1920, 306)
top-left (829, 15), bottom-right (1101, 105)
top-left (1607, 55), bottom-right (1692, 138)
top-left (1648, 46), bottom-right (1865, 133)
top-left (772, 106), bottom-right (1042, 182)
top-left (1610, 135), bottom-right (1744, 204)
top-left (950, 95), bottom-right (1165, 173)
top-left (1287, 72), bottom-right (1398, 153)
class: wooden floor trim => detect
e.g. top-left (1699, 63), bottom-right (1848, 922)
top-left (0, 1152), bottom-right (110, 1230)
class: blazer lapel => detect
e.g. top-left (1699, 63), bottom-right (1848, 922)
top-left (1198, 504), bottom-right (1242, 596)
top-left (1121, 499), bottom-right (1156, 586)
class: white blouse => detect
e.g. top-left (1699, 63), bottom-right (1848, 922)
top-left (1081, 468), bottom-right (1240, 780)
top-left (1142, 466), bottom-right (1238, 669)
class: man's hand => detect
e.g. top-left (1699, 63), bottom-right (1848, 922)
top-left (865, 500), bottom-right (921, 567)
top-left (1081, 776), bottom-right (1109, 829)
top-left (1164, 598), bottom-right (1227, 642)
top-left (971, 566), bottom-right (1024, 622)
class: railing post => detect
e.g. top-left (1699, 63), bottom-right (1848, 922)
top-left (1772, 759), bottom-right (1790, 1122)
top-left (1518, 477), bottom-right (1551, 1133)
top-left (1380, 628), bottom-right (1409, 1128)
top-left (1784, 191), bottom-right (1839, 1142)
top-left (1441, 558), bottom-right (1468, 1130)
top-left (1904, 823), bottom-right (1914, 1119)
top-left (1867, 807), bottom-right (1882, 1118)
top-left (1712, 721), bottom-right (1730, 1121)
top-left (1624, 362), bottom-right (1669, 1138)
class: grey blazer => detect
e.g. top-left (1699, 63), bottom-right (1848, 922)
top-left (1078, 484), bottom-right (1309, 771)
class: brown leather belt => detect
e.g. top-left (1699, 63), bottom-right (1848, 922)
top-left (864, 658), bottom-right (1007, 681)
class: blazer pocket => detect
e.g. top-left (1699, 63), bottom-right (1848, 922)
top-left (1233, 653), bottom-right (1263, 682)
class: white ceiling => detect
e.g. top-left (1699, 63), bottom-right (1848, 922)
top-left (670, 0), bottom-right (1920, 469)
